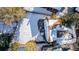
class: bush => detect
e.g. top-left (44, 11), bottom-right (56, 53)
top-left (25, 40), bottom-right (38, 51)
top-left (0, 33), bottom-right (13, 51)
top-left (10, 42), bottom-right (20, 51)
top-left (61, 13), bottom-right (79, 27)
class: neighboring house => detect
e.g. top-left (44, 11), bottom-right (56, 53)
top-left (0, 22), bottom-right (18, 35)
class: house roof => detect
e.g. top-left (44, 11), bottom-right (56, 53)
top-left (24, 7), bottom-right (52, 16)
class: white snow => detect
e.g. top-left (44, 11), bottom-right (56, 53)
top-left (18, 18), bottom-right (33, 44)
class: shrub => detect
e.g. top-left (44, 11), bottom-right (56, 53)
top-left (0, 33), bottom-right (13, 51)
top-left (25, 40), bottom-right (38, 51)
top-left (10, 42), bottom-right (20, 51)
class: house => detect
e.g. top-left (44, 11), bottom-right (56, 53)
top-left (0, 7), bottom-right (77, 45)
top-left (18, 7), bottom-right (52, 44)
